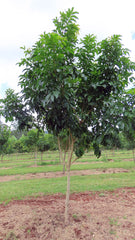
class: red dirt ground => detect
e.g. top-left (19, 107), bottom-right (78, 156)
top-left (0, 168), bottom-right (130, 182)
top-left (0, 187), bottom-right (135, 240)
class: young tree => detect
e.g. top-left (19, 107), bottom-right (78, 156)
top-left (26, 129), bottom-right (39, 160)
top-left (37, 132), bottom-right (55, 162)
top-left (0, 88), bottom-right (33, 130)
top-left (1, 8), bottom-right (135, 223)
top-left (6, 135), bottom-right (17, 154)
top-left (122, 92), bottom-right (135, 161)
top-left (0, 124), bottom-right (10, 161)
top-left (15, 134), bottom-right (29, 153)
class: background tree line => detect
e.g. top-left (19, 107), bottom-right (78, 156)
top-left (0, 123), bottom-right (57, 157)
top-left (0, 120), bottom-right (134, 157)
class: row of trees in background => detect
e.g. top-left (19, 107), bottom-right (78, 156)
top-left (0, 125), bottom-right (57, 157)
top-left (0, 121), bottom-right (134, 157)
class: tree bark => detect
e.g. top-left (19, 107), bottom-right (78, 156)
top-left (63, 159), bottom-right (66, 174)
top-left (58, 136), bottom-right (62, 164)
top-left (65, 132), bottom-right (75, 224)
top-left (57, 136), bottom-right (67, 174)
top-left (65, 169), bottom-right (70, 225)
top-left (41, 151), bottom-right (43, 163)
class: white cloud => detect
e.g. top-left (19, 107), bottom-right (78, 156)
top-left (0, 60), bottom-right (21, 92)
top-left (0, 0), bottom-right (53, 48)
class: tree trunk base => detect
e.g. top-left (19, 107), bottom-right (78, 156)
top-left (65, 170), bottom-right (70, 225)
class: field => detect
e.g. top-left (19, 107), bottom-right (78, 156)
top-left (0, 149), bottom-right (135, 240)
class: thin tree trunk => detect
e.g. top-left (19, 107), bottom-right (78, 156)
top-left (34, 147), bottom-right (37, 159)
top-left (63, 158), bottom-right (65, 174)
top-left (1, 155), bottom-right (3, 163)
top-left (34, 146), bottom-right (38, 166)
top-left (65, 169), bottom-right (70, 225)
top-left (65, 132), bottom-right (75, 224)
top-left (41, 151), bottom-right (43, 163)
top-left (57, 136), bottom-right (67, 174)
top-left (62, 149), bottom-right (67, 174)
top-left (58, 131), bottom-right (76, 224)
top-left (58, 136), bottom-right (62, 164)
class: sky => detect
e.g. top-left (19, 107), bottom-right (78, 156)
top-left (0, 0), bottom-right (135, 98)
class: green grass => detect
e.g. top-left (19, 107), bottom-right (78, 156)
top-left (0, 151), bottom-right (59, 163)
top-left (0, 160), bottom-right (60, 169)
top-left (0, 149), bottom-right (134, 169)
top-left (0, 172), bottom-right (134, 203)
top-left (0, 160), bottom-right (134, 176)
top-left (0, 149), bottom-right (134, 204)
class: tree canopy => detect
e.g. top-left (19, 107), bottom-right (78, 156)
top-left (16, 8), bottom-right (135, 157)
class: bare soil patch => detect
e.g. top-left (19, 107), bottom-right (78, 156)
top-left (0, 168), bottom-right (130, 182)
top-left (0, 187), bottom-right (135, 240)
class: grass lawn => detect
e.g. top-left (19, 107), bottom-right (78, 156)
top-left (0, 172), bottom-right (135, 203)
top-left (0, 149), bottom-right (134, 168)
top-left (0, 149), bottom-right (135, 204)
top-left (0, 160), bottom-right (134, 176)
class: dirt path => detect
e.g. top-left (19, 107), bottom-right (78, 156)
top-left (0, 168), bottom-right (130, 182)
top-left (0, 187), bottom-right (135, 240)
